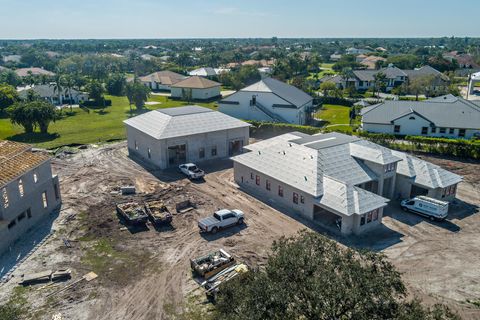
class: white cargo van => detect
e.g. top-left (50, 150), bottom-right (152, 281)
top-left (400, 196), bottom-right (449, 221)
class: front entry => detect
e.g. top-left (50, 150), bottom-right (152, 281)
top-left (229, 139), bottom-right (243, 156)
top-left (168, 144), bottom-right (187, 166)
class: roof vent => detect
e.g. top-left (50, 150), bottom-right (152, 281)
top-left (283, 151), bottom-right (286, 155)
top-left (304, 176), bottom-right (308, 181)
top-left (258, 151), bottom-right (261, 155)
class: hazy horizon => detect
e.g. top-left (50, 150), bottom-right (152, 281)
top-left (1, 0), bottom-right (479, 39)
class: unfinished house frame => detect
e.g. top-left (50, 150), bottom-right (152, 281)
top-left (232, 132), bottom-right (462, 235)
top-left (0, 141), bottom-right (61, 254)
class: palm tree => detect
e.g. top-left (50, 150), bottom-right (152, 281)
top-left (50, 75), bottom-right (65, 107)
top-left (63, 75), bottom-right (76, 113)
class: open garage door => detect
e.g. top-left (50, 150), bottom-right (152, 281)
top-left (410, 184), bottom-right (428, 198)
top-left (168, 144), bottom-right (187, 166)
top-left (229, 139), bottom-right (243, 156)
top-left (313, 205), bottom-right (342, 232)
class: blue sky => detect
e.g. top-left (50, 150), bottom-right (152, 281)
top-left (0, 0), bottom-right (478, 39)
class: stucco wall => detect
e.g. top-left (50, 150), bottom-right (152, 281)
top-left (219, 91), bottom-right (310, 125)
top-left (171, 87), bottom-right (221, 100)
top-left (127, 125), bottom-right (249, 169)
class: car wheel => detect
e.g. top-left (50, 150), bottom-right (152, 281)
top-left (211, 227), bottom-right (218, 234)
top-left (237, 218), bottom-right (244, 225)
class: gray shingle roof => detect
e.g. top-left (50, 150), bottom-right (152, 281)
top-left (240, 77), bottom-right (313, 108)
top-left (123, 105), bottom-right (250, 140)
top-left (18, 84), bottom-right (84, 98)
top-left (392, 151), bottom-right (462, 189)
top-left (361, 97), bottom-right (480, 129)
top-left (233, 132), bottom-right (461, 216)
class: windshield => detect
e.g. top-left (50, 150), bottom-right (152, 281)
top-left (188, 165), bottom-right (198, 171)
top-left (213, 213), bottom-right (221, 221)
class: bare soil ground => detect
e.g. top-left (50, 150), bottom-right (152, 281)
top-left (1, 143), bottom-right (480, 319)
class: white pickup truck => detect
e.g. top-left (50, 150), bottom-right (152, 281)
top-left (401, 196), bottom-right (449, 221)
top-left (179, 163), bottom-right (205, 180)
top-left (198, 209), bottom-right (245, 234)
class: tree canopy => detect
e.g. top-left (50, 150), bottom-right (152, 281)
top-left (214, 232), bottom-right (459, 320)
top-left (0, 84), bottom-right (18, 113)
top-left (9, 100), bottom-right (57, 133)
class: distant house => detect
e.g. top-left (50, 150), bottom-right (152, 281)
top-left (18, 84), bottom-right (89, 106)
top-left (358, 55), bottom-right (387, 70)
top-left (2, 55), bottom-right (21, 63)
top-left (124, 105), bottom-right (250, 169)
top-left (320, 65), bottom-right (449, 92)
top-left (218, 77), bottom-right (314, 125)
top-left (188, 67), bottom-right (229, 77)
top-left (139, 71), bottom-right (187, 91)
top-left (346, 48), bottom-right (372, 55)
top-left (170, 76), bottom-right (221, 101)
top-left (360, 95), bottom-right (480, 138)
top-left (329, 53), bottom-right (342, 61)
top-left (15, 67), bottom-right (55, 77)
top-left (443, 51), bottom-right (480, 69)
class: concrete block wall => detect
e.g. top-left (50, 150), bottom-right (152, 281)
top-left (0, 161), bottom-right (61, 254)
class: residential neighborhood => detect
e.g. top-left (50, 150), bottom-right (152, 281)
top-left (1, 1), bottom-right (480, 320)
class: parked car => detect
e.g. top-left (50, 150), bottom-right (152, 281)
top-left (400, 196), bottom-right (449, 221)
top-left (179, 163), bottom-right (205, 179)
top-left (198, 209), bottom-right (245, 234)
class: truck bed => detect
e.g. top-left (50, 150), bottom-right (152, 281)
top-left (116, 202), bottom-right (149, 224)
top-left (145, 200), bottom-right (172, 224)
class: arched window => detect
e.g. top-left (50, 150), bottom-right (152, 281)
top-left (409, 116), bottom-right (416, 120)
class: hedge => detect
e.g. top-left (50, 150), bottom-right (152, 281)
top-left (80, 99), bottom-right (112, 108)
top-left (247, 120), bottom-right (322, 135)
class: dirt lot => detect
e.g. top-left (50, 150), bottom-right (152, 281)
top-left (1, 143), bottom-right (480, 319)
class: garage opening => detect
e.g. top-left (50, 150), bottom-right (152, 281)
top-left (382, 177), bottom-right (393, 198)
top-left (313, 205), bottom-right (342, 231)
top-left (229, 139), bottom-right (243, 156)
top-left (168, 144), bottom-right (187, 166)
top-left (410, 184), bottom-right (428, 198)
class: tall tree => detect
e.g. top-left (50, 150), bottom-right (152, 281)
top-left (214, 232), bottom-right (459, 320)
top-left (9, 100), bottom-right (57, 134)
top-left (0, 84), bottom-right (18, 114)
top-left (50, 75), bottom-right (65, 106)
top-left (125, 80), bottom-right (150, 110)
top-left (86, 80), bottom-right (106, 107)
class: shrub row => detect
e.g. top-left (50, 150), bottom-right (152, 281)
top-left (80, 99), bottom-right (112, 108)
top-left (247, 120), bottom-right (322, 136)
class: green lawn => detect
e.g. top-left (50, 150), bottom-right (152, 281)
top-left (314, 104), bottom-right (359, 133)
top-left (308, 63), bottom-right (335, 80)
top-left (0, 95), bottom-right (218, 149)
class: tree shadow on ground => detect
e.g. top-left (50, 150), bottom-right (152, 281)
top-left (94, 109), bottom-right (109, 115)
top-left (7, 132), bottom-right (60, 144)
top-left (124, 108), bottom-right (150, 117)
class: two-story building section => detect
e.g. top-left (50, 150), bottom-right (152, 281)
top-left (0, 141), bottom-right (61, 254)
top-left (232, 132), bottom-right (462, 235)
top-left (218, 77), bottom-right (314, 125)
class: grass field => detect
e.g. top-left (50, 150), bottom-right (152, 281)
top-left (314, 104), bottom-right (359, 133)
top-left (308, 63), bottom-right (335, 80)
top-left (0, 95), bottom-right (217, 149)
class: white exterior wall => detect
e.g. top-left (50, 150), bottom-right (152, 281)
top-left (363, 117), bottom-right (480, 138)
top-left (219, 91), bottom-right (311, 125)
top-left (127, 125), bottom-right (249, 169)
top-left (0, 161), bottom-right (61, 254)
top-left (171, 86), bottom-right (221, 100)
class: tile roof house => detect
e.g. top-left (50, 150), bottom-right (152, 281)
top-left (232, 132), bottom-right (461, 235)
top-left (170, 76), bottom-right (221, 101)
top-left (14, 67), bottom-right (55, 77)
top-left (139, 71), bottom-right (187, 91)
top-left (360, 95), bottom-right (480, 138)
top-left (124, 106), bottom-right (250, 169)
top-left (0, 141), bottom-right (61, 254)
top-left (218, 77), bottom-right (314, 125)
